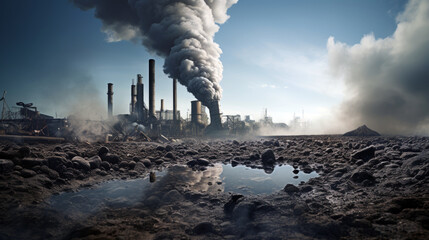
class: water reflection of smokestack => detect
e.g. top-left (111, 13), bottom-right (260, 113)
top-left (149, 59), bottom-right (155, 119)
top-left (107, 83), bottom-right (113, 118)
top-left (150, 172), bottom-right (156, 183)
top-left (130, 79), bottom-right (136, 115)
top-left (136, 74), bottom-right (144, 122)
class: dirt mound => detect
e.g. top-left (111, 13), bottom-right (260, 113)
top-left (344, 125), bottom-right (380, 136)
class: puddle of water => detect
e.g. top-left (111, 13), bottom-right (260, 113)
top-left (47, 163), bottom-right (318, 217)
top-left (220, 164), bottom-right (318, 195)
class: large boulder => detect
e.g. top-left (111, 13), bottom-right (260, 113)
top-left (88, 155), bottom-right (102, 169)
top-left (72, 156), bottom-right (91, 171)
top-left (261, 149), bottom-right (276, 165)
top-left (343, 125), bottom-right (380, 137)
top-left (351, 146), bottom-right (375, 161)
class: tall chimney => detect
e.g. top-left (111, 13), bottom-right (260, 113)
top-left (160, 99), bottom-right (164, 120)
top-left (131, 80), bottom-right (136, 114)
top-left (107, 83), bottom-right (113, 118)
top-left (173, 78), bottom-right (177, 122)
top-left (149, 59), bottom-right (155, 118)
top-left (136, 74), bottom-right (144, 122)
top-left (208, 100), bottom-right (222, 129)
top-left (191, 100), bottom-right (202, 125)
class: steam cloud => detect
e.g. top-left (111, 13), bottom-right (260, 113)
top-left (71, 0), bottom-right (238, 108)
top-left (328, 0), bottom-right (429, 135)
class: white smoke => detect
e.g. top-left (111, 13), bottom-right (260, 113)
top-left (328, 0), bottom-right (429, 135)
top-left (72, 0), bottom-right (238, 109)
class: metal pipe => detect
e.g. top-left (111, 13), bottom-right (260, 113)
top-left (149, 59), bottom-right (155, 118)
top-left (107, 83), bottom-right (113, 118)
top-left (173, 78), bottom-right (177, 122)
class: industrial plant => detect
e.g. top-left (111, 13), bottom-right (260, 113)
top-left (0, 59), bottom-right (291, 143)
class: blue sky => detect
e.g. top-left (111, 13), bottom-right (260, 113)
top-left (0, 0), bottom-right (406, 124)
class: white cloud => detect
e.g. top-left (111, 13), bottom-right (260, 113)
top-left (327, 0), bottom-right (429, 135)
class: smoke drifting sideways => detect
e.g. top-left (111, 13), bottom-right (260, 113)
top-left (328, 0), bottom-right (429, 135)
top-left (71, 0), bottom-right (238, 109)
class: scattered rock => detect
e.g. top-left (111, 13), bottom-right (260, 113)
top-left (21, 169), bottom-right (37, 178)
top-left (47, 156), bottom-right (69, 171)
top-left (21, 158), bottom-right (47, 169)
top-left (141, 159), bottom-right (152, 168)
top-left (98, 146), bottom-right (109, 157)
top-left (87, 155), bottom-right (101, 169)
top-left (261, 149), bottom-right (275, 165)
top-left (71, 156), bottom-right (91, 171)
top-left (350, 170), bottom-right (375, 184)
top-left (284, 184), bottom-right (299, 193)
top-left (164, 152), bottom-right (176, 160)
top-left (224, 194), bottom-right (243, 215)
top-left (351, 146), bottom-right (375, 161)
top-left (0, 159), bottom-right (14, 173)
top-left (193, 222), bottom-right (215, 235)
top-left (102, 154), bottom-right (121, 164)
top-left (196, 158), bottom-right (209, 166)
top-left (18, 146), bottom-right (31, 158)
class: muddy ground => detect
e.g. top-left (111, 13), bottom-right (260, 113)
top-left (0, 136), bottom-right (428, 239)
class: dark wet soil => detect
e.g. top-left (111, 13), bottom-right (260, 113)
top-left (0, 136), bottom-right (428, 239)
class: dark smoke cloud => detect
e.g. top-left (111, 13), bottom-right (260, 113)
top-left (328, 0), bottom-right (429, 135)
top-left (71, 0), bottom-right (238, 108)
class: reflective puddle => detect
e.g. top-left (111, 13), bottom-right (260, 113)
top-left (48, 164), bottom-right (318, 216)
top-left (220, 164), bottom-right (318, 195)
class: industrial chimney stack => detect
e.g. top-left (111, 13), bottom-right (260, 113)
top-left (149, 59), bottom-right (156, 119)
top-left (208, 100), bottom-right (222, 129)
top-left (160, 99), bottom-right (164, 120)
top-left (136, 74), bottom-right (144, 122)
top-left (173, 78), bottom-right (177, 122)
top-left (191, 100), bottom-right (202, 125)
top-left (131, 80), bottom-right (136, 114)
top-left (107, 83), bottom-right (113, 118)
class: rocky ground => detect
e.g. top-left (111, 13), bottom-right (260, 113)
top-left (0, 136), bottom-right (428, 239)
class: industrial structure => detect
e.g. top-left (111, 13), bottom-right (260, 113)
top-left (0, 58), bottom-right (292, 142)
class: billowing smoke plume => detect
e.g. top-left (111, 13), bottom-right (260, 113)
top-left (71, 0), bottom-right (238, 108)
top-left (328, 0), bottom-right (429, 135)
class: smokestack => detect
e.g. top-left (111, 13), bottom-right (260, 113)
top-left (173, 78), bottom-right (177, 122)
top-left (160, 99), bottom-right (164, 120)
top-left (107, 83), bottom-right (113, 118)
top-left (149, 59), bottom-right (155, 118)
top-left (136, 74), bottom-right (144, 122)
top-left (131, 80), bottom-right (136, 114)
top-left (191, 100), bottom-right (202, 125)
top-left (208, 100), bottom-right (222, 129)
